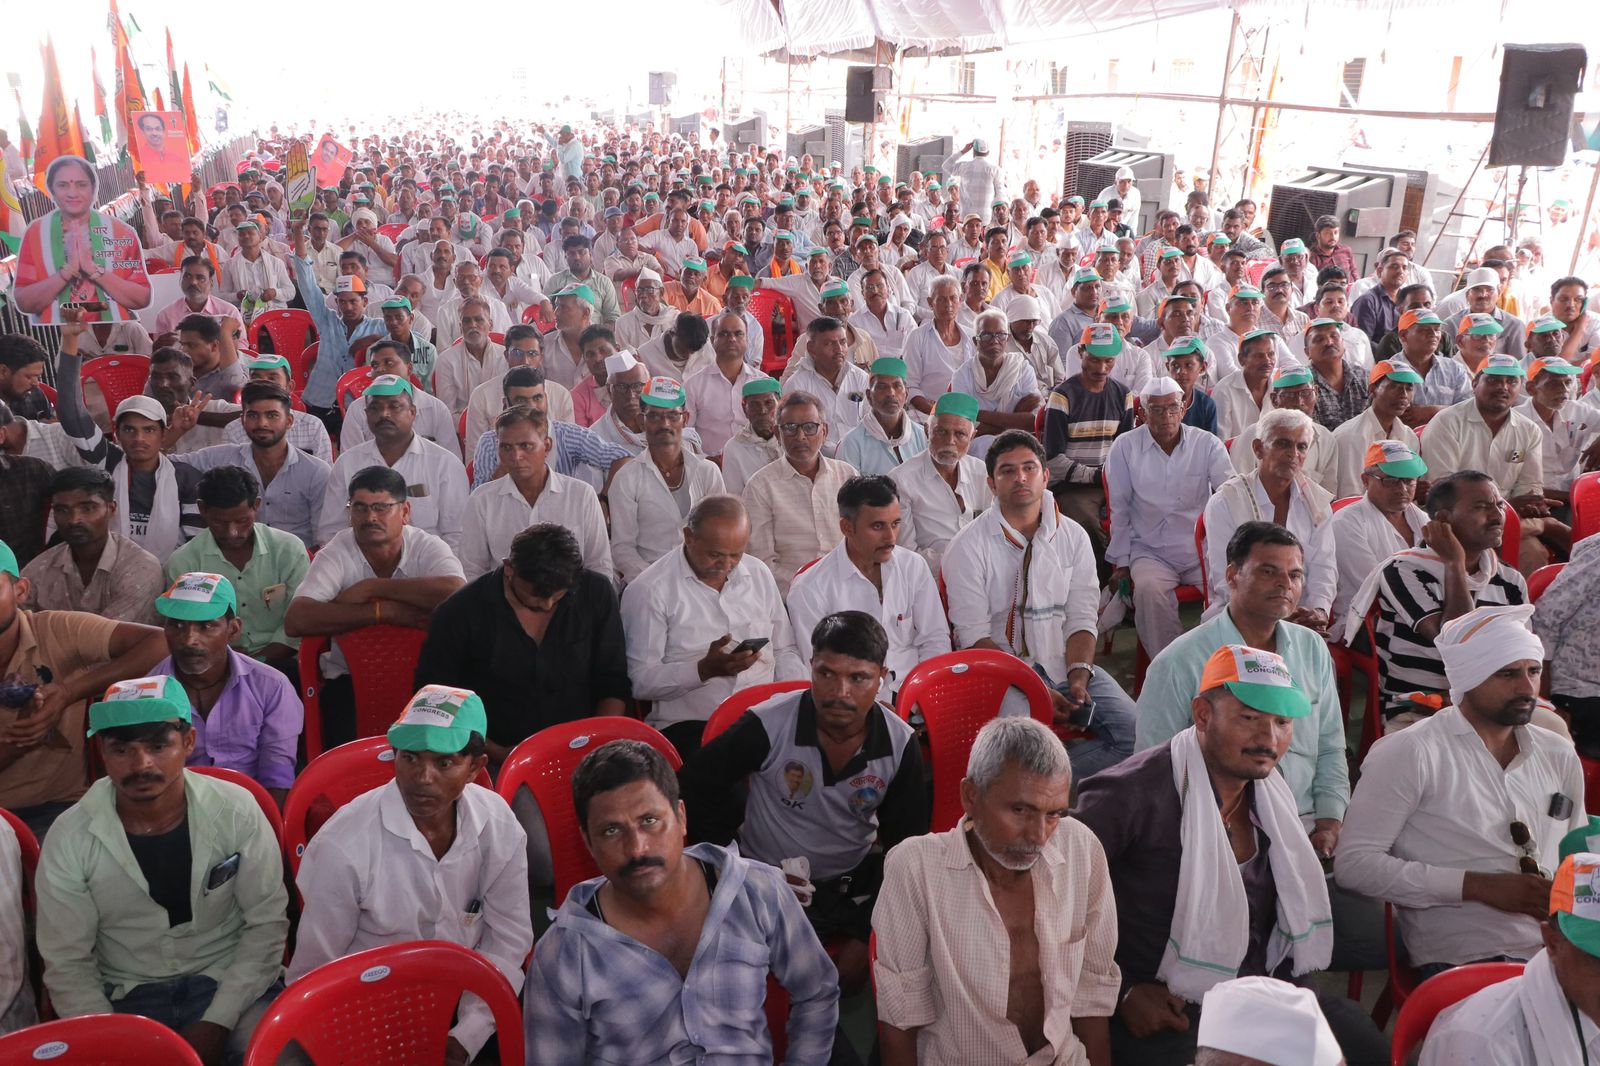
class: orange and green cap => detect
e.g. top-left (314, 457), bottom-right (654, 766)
top-left (1363, 440), bottom-right (1427, 479)
top-left (1079, 322), bottom-right (1124, 359)
top-left (1559, 817), bottom-right (1600, 862)
top-left (155, 572), bottom-right (237, 622)
top-left (1528, 357), bottom-right (1581, 379)
top-left (245, 354), bottom-right (292, 375)
top-left (87, 676), bottom-right (192, 736)
top-left (1199, 644), bottom-right (1312, 718)
top-left (641, 376), bottom-right (687, 409)
top-left (1272, 366), bottom-right (1313, 389)
top-left (0, 540), bottom-right (17, 578)
top-left (1164, 335), bottom-right (1208, 361)
top-left (1551, 853), bottom-right (1600, 958)
top-left (1457, 312), bottom-right (1505, 337)
top-left (1369, 359), bottom-right (1423, 386)
top-left (1398, 308), bottom-right (1443, 331)
top-left (387, 684), bottom-right (488, 754)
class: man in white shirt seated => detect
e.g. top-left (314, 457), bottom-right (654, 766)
top-left (1213, 329), bottom-right (1280, 441)
top-left (290, 685), bottom-right (532, 1066)
top-left (743, 391), bottom-right (859, 594)
top-left (683, 312), bottom-right (767, 460)
top-left (848, 269), bottom-right (916, 360)
top-left (1203, 408), bottom-right (1337, 631)
top-left (787, 475), bottom-right (950, 700)
top-left (1005, 294), bottom-right (1067, 393)
top-left (285, 465), bottom-right (465, 749)
top-left (340, 341), bottom-right (459, 457)
top-left (720, 378), bottom-right (784, 496)
top-left (1420, 849), bottom-right (1600, 1066)
top-left (1330, 442), bottom-right (1430, 623)
top-left (434, 262), bottom-right (513, 353)
top-left (316, 375), bottom-right (467, 554)
top-left (889, 392), bottom-right (992, 575)
top-left (941, 429), bottom-right (1138, 780)
top-left (433, 296), bottom-right (508, 417)
top-left (836, 358), bottom-right (927, 476)
top-left (952, 308), bottom-right (1043, 459)
top-left (609, 377), bottom-right (726, 585)
top-left (1328, 359), bottom-right (1423, 498)
top-left (1105, 377), bottom-right (1234, 657)
top-left (620, 494), bottom-right (805, 757)
top-left (1228, 366), bottom-right (1337, 492)
top-left (463, 325), bottom-right (574, 447)
top-left (221, 221), bottom-right (295, 318)
top-left (1335, 604), bottom-right (1587, 978)
top-left (782, 317), bottom-right (869, 458)
top-left (460, 406), bottom-right (611, 582)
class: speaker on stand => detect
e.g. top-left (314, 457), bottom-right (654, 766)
top-left (1487, 43), bottom-right (1586, 240)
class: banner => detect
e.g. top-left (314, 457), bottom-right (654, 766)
top-left (311, 133), bottom-right (351, 187)
top-left (285, 140), bottom-right (315, 221)
top-left (129, 110), bottom-right (190, 184)
top-left (9, 154), bottom-right (153, 325)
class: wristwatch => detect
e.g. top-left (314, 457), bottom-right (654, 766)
top-left (1065, 661), bottom-right (1095, 679)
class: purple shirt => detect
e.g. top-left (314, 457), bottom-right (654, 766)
top-left (154, 648), bottom-right (302, 790)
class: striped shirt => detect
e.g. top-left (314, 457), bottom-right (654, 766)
top-left (1041, 377), bottom-right (1133, 487)
top-left (469, 421), bottom-right (632, 490)
top-left (1375, 549), bottom-right (1527, 714)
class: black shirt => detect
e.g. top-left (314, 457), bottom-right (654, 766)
top-left (413, 568), bottom-right (632, 747)
top-left (126, 817), bottom-right (193, 927)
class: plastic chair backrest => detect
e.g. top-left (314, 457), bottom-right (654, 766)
top-left (250, 309), bottom-right (319, 389)
top-left (749, 289), bottom-right (797, 375)
top-left (296, 625), bottom-right (429, 760)
top-left (0, 1013), bottom-right (204, 1065)
top-left (1526, 563), bottom-right (1564, 604)
top-left (1332, 495), bottom-right (1361, 511)
top-left (295, 341), bottom-right (321, 395)
top-left (621, 274), bottom-right (638, 312)
top-left (1572, 471), bottom-right (1600, 543)
top-left (377, 222), bottom-right (409, 242)
top-left (702, 681), bottom-right (811, 745)
top-left (1389, 962), bottom-right (1524, 1064)
top-left (1499, 502), bottom-right (1520, 569)
top-left (495, 718), bottom-right (682, 904)
top-left (188, 766), bottom-right (284, 848)
top-left (80, 355), bottom-right (151, 415)
top-left (334, 366), bottom-right (374, 413)
top-left (893, 649), bottom-right (1055, 832)
top-left (1194, 512), bottom-right (1209, 607)
top-left (457, 407), bottom-right (468, 445)
top-left (0, 807), bottom-right (40, 917)
top-left (283, 737), bottom-right (490, 874)
top-left (37, 382), bottom-right (57, 405)
top-left (244, 940), bottom-right (523, 1066)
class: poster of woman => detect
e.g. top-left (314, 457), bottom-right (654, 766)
top-left (10, 155), bottom-right (153, 325)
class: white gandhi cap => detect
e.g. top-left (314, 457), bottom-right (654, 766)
top-left (1196, 977), bottom-right (1341, 1066)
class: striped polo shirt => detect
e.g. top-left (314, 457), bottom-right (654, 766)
top-left (1042, 376), bottom-right (1134, 487)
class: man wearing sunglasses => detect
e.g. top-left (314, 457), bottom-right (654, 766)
top-left (1336, 603), bottom-right (1587, 979)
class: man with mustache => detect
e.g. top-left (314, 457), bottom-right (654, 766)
top-left (1336, 604), bottom-right (1587, 978)
top-left (526, 738), bottom-right (839, 1065)
top-left (621, 494), bottom-right (803, 758)
top-left (679, 611), bottom-right (926, 998)
top-left (875, 716), bottom-right (1119, 1065)
top-left (1078, 644), bottom-right (1384, 1066)
top-left (34, 672), bottom-right (288, 1065)
top-left (152, 256), bottom-right (242, 341)
top-left (20, 467), bottom-right (164, 623)
top-left (1343, 470), bottom-right (1529, 734)
top-left (293, 685), bottom-right (531, 1066)
top-left (145, 572), bottom-right (300, 804)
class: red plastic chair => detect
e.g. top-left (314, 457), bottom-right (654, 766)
top-left (188, 765), bottom-right (284, 848)
top-left (80, 355), bottom-right (151, 416)
top-left (244, 940), bottom-right (523, 1066)
top-left (250, 309), bottom-right (319, 389)
top-left (457, 407), bottom-right (468, 446)
top-left (1332, 495), bottom-right (1361, 511)
top-left (620, 274), bottom-right (638, 312)
top-left (893, 649), bottom-right (1078, 832)
top-left (495, 718), bottom-right (682, 904)
top-left (702, 680), bottom-right (811, 745)
top-left (1527, 562), bottom-right (1564, 604)
top-left (36, 382), bottom-right (57, 406)
top-left (1389, 961), bottom-right (1524, 1064)
top-left (144, 257), bottom-right (178, 276)
top-left (1194, 513), bottom-right (1210, 608)
top-left (0, 808), bottom-right (39, 917)
top-left (1499, 502), bottom-right (1520, 570)
top-left (0, 1014), bottom-right (204, 1065)
top-left (293, 340), bottom-right (321, 395)
top-left (377, 222), bottom-right (409, 242)
top-left (334, 366), bottom-right (375, 413)
top-left (283, 737), bottom-right (490, 874)
top-left (520, 303), bottom-right (556, 331)
top-left (749, 288), bottom-right (798, 375)
top-left (297, 625), bottom-right (430, 760)
top-left (1572, 470), bottom-right (1600, 543)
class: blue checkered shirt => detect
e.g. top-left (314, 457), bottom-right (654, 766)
top-left (470, 420), bottom-right (632, 490)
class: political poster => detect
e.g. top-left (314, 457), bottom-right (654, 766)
top-left (312, 134), bottom-right (352, 188)
top-left (130, 110), bottom-right (192, 185)
top-left (9, 154), bottom-right (153, 325)
top-left (285, 140), bottom-right (315, 221)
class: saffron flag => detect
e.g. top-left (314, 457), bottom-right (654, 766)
top-left (181, 64), bottom-right (200, 154)
top-left (153, 88), bottom-right (164, 111)
top-left (0, 157), bottom-right (24, 254)
top-left (72, 101), bottom-right (94, 164)
top-left (165, 30), bottom-right (182, 119)
top-left (33, 39), bottom-right (84, 192)
top-left (91, 47), bottom-right (113, 144)
top-left (110, 0), bottom-right (147, 148)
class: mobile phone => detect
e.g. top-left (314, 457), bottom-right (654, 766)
top-left (730, 637), bottom-right (770, 655)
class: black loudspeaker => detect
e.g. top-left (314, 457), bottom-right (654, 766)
top-left (845, 67), bottom-right (878, 123)
top-left (1488, 43), bottom-right (1587, 167)
top-left (648, 72), bottom-right (676, 107)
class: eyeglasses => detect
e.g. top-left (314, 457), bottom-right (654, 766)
top-left (779, 421), bottom-right (823, 436)
top-left (610, 382), bottom-right (646, 395)
top-left (1509, 821), bottom-right (1546, 877)
top-left (347, 501), bottom-right (399, 517)
top-left (976, 330), bottom-right (1008, 342)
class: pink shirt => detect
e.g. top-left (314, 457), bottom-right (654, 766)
top-left (571, 375), bottom-right (607, 428)
top-left (153, 293), bottom-right (243, 338)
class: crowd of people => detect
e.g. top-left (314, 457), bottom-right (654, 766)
top-left (1, 116), bottom-right (1599, 1065)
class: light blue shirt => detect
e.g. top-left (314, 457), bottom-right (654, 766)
top-left (185, 440), bottom-right (332, 547)
top-left (291, 254), bottom-right (388, 407)
top-left (836, 417), bottom-right (928, 476)
top-left (1135, 608), bottom-right (1350, 822)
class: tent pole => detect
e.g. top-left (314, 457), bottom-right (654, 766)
top-left (1570, 159), bottom-right (1600, 274)
top-left (1208, 11), bottom-right (1241, 198)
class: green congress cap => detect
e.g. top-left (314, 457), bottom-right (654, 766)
top-left (1278, 237), bottom-right (1308, 256)
top-left (641, 376), bottom-right (687, 409)
top-left (1079, 323), bottom-right (1123, 359)
top-left (155, 573), bottom-right (237, 622)
top-left (387, 685), bottom-right (489, 754)
top-left (245, 354), bottom-right (292, 374)
top-left (742, 377), bottom-right (782, 397)
top-left (88, 675), bottom-right (193, 736)
top-left (1307, 317), bottom-right (1345, 330)
top-left (0, 540), bottom-right (17, 578)
top-left (1200, 644), bottom-right (1312, 718)
top-left (1271, 366), bottom-right (1314, 389)
top-left (554, 284), bottom-right (598, 307)
top-left (364, 374), bottom-right (415, 398)
top-left (1240, 328), bottom-right (1279, 346)
top-left (378, 297), bottom-right (414, 312)
top-left (1458, 312), bottom-right (1505, 337)
top-left (1551, 853), bottom-right (1600, 959)
top-left (1368, 359), bottom-right (1424, 386)
top-left (728, 275), bottom-right (756, 290)
top-left (1007, 251), bottom-right (1033, 269)
top-left (934, 391), bottom-right (980, 422)
top-left (820, 280), bottom-right (850, 301)
top-left (1165, 335), bottom-right (1208, 361)
top-left (1478, 353), bottom-right (1525, 377)
top-left (1363, 439), bottom-right (1428, 479)
top-left (868, 357), bottom-right (908, 379)
top-left (1558, 816), bottom-right (1600, 862)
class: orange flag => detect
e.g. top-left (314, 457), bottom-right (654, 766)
top-left (110, 0), bottom-right (146, 148)
top-left (181, 63), bottom-right (201, 154)
top-left (153, 87), bottom-right (164, 111)
top-left (32, 38), bottom-right (84, 191)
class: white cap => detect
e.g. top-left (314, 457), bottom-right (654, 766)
top-left (604, 350), bottom-right (641, 376)
top-left (1140, 376), bottom-right (1183, 403)
top-left (1197, 977), bottom-right (1341, 1066)
top-left (1465, 265), bottom-right (1501, 290)
top-left (114, 395), bottom-right (169, 426)
top-left (1005, 295), bottom-right (1042, 324)
top-left (1115, 165), bottom-right (1135, 181)
top-left (635, 268), bottom-right (662, 286)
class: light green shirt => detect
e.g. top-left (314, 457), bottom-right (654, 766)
top-left (165, 523), bottom-right (310, 654)
top-left (1134, 609), bottom-right (1351, 822)
top-left (35, 772), bottom-right (288, 1026)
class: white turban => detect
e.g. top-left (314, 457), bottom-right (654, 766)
top-left (1436, 603), bottom-right (1545, 709)
top-left (1198, 978), bottom-right (1340, 1066)
top-left (351, 207), bottom-right (379, 228)
top-left (1140, 377), bottom-right (1183, 404)
top-left (1005, 295), bottom-right (1041, 324)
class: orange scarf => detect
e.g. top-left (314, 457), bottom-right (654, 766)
top-left (173, 240), bottom-right (222, 278)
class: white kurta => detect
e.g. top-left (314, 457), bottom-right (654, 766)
top-left (889, 450), bottom-right (993, 576)
top-left (608, 451), bottom-right (726, 584)
top-left (317, 433), bottom-right (467, 553)
top-left (458, 469), bottom-right (611, 582)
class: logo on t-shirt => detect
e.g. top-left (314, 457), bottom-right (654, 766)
top-left (846, 773), bottom-right (887, 815)
top-left (780, 761), bottom-right (814, 809)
